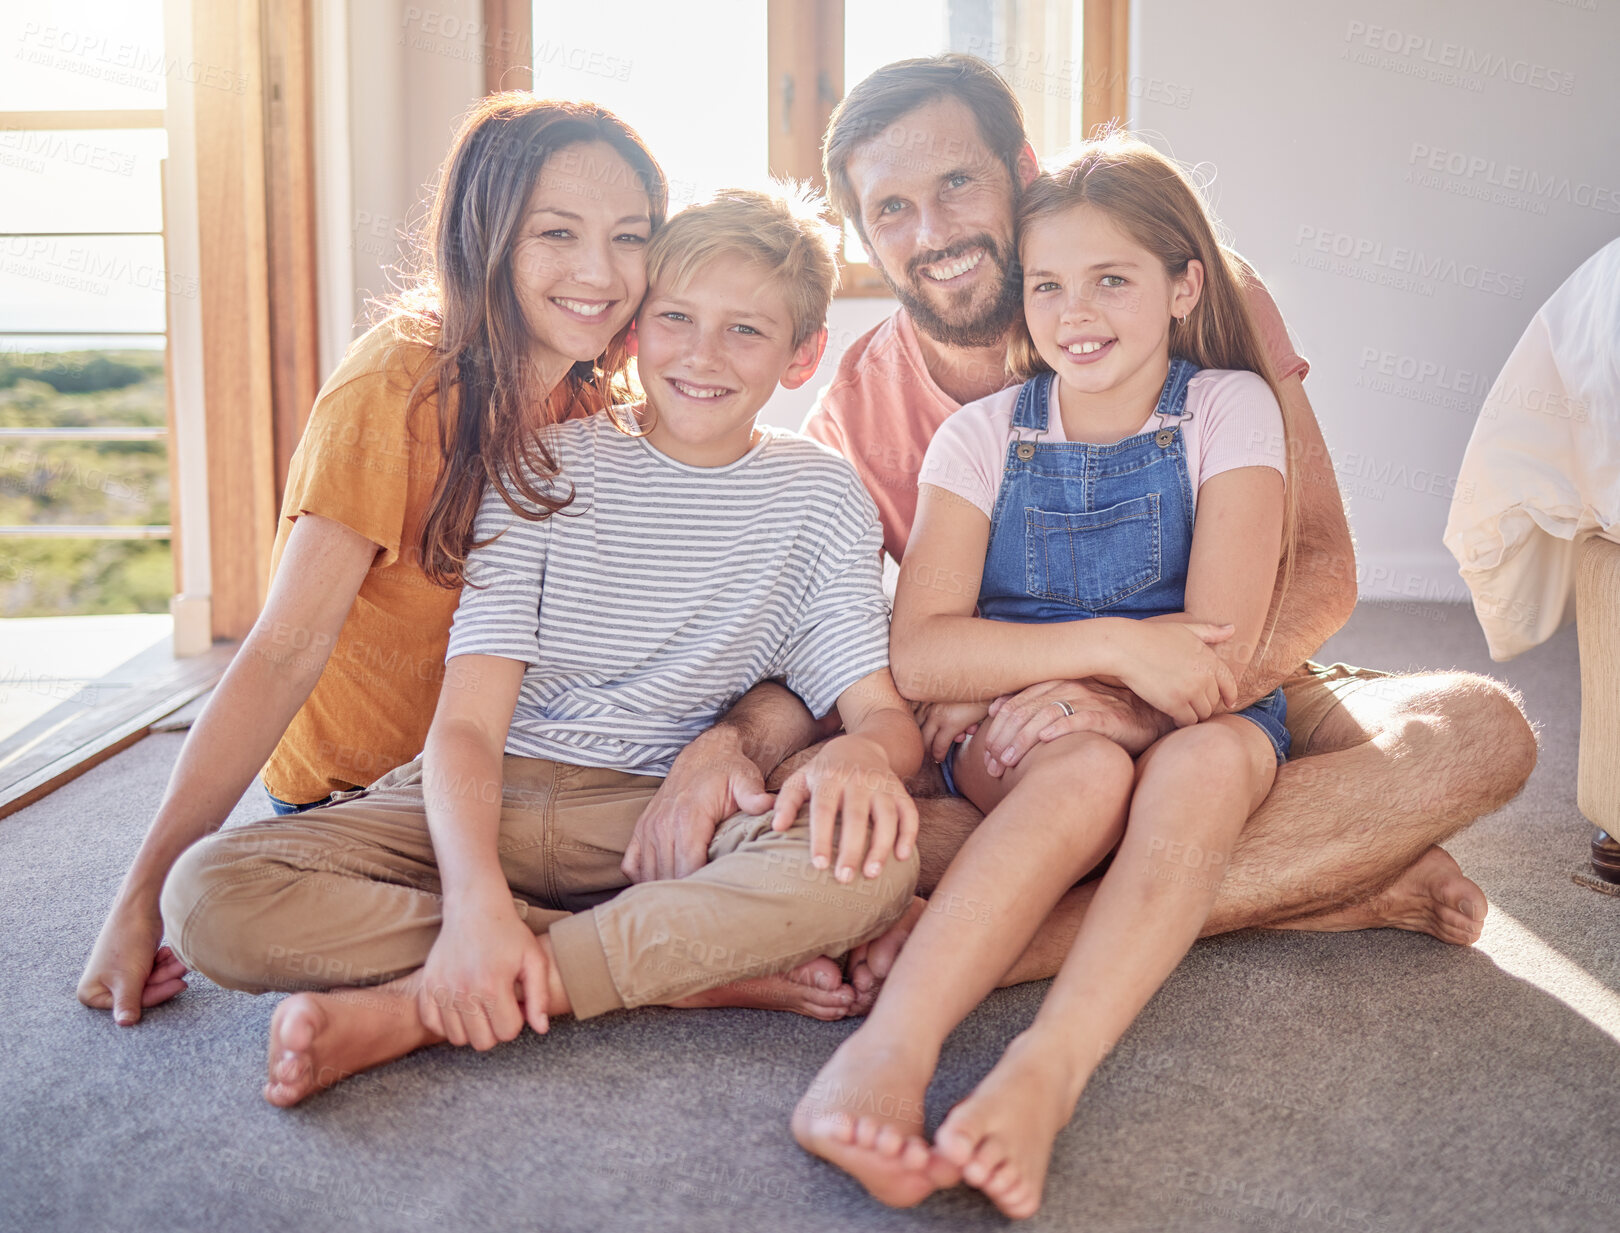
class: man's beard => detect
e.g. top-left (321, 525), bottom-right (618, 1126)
top-left (879, 234), bottom-right (1024, 350)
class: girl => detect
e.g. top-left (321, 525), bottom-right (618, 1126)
top-left (794, 133), bottom-right (1295, 1219)
top-left (76, 96), bottom-right (679, 1023)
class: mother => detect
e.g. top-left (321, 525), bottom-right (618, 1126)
top-left (78, 95), bottom-right (829, 1024)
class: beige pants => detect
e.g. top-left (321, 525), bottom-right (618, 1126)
top-left (160, 755), bottom-right (917, 1019)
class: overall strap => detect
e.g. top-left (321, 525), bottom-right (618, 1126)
top-left (1010, 374), bottom-right (1054, 431)
top-left (1152, 355), bottom-right (1202, 427)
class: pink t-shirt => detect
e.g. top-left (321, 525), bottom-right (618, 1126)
top-left (802, 264), bottom-right (1306, 562)
top-left (917, 369), bottom-right (1286, 522)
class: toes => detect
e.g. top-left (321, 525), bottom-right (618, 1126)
top-left (925, 1148), bottom-right (964, 1189)
top-left (980, 1162), bottom-right (1039, 1219)
top-left (981, 1160), bottom-right (1013, 1196)
top-left (1439, 912), bottom-right (1483, 946)
top-left (853, 1116), bottom-right (883, 1150)
top-left (963, 1137), bottom-right (1010, 1188)
top-left (271, 999), bottom-right (319, 1053)
top-left (872, 1122), bottom-right (908, 1158)
top-left (897, 1136), bottom-right (933, 1172)
top-left (802, 986), bottom-right (854, 1010)
top-left (269, 1050), bottom-right (307, 1087)
top-left (933, 1119), bottom-right (977, 1168)
top-left (797, 956), bottom-right (843, 991)
top-left (795, 1099), bottom-right (855, 1146)
top-left (868, 941), bottom-right (902, 981)
top-left (824, 1111), bottom-right (859, 1145)
top-left (263, 1058), bottom-right (311, 1108)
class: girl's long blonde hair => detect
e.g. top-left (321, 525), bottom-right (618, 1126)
top-left (1008, 132), bottom-right (1298, 656)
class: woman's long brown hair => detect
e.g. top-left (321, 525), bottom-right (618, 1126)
top-left (1007, 132), bottom-right (1298, 661)
top-left (383, 94), bottom-right (667, 587)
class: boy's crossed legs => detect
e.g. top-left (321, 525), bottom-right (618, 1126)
top-left (160, 754), bottom-right (917, 1106)
top-left (794, 717), bottom-right (1276, 1217)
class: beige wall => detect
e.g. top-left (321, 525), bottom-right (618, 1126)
top-left (1131, 0), bottom-right (1620, 600)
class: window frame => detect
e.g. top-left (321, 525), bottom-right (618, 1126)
top-left (765, 0), bottom-right (1133, 298)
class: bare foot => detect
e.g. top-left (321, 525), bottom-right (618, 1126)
top-left (264, 978), bottom-right (441, 1108)
top-left (1269, 845), bottom-right (1487, 945)
top-left (847, 896), bottom-right (927, 1014)
top-left (792, 1034), bottom-right (959, 1207)
top-left (935, 1030), bottom-right (1084, 1220)
top-left (671, 956), bottom-right (856, 1020)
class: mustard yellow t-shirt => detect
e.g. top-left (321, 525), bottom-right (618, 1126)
top-left (260, 323), bottom-right (462, 803)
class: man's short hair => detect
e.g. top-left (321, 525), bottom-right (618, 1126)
top-left (645, 184), bottom-right (839, 348)
top-left (822, 52), bottom-right (1028, 240)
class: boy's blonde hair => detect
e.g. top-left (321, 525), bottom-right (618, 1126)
top-left (646, 183), bottom-right (839, 347)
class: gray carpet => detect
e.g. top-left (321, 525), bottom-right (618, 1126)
top-left (2, 602), bottom-right (1615, 1233)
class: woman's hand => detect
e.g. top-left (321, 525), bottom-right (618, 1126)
top-left (416, 896), bottom-right (552, 1050)
top-left (974, 678), bottom-right (1173, 775)
top-left (77, 895), bottom-right (189, 1025)
top-left (770, 734), bottom-right (919, 883)
top-left (915, 700), bottom-right (992, 763)
top-left (1109, 621), bottom-right (1240, 727)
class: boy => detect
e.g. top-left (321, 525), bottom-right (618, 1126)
top-left (160, 186), bottom-right (923, 1106)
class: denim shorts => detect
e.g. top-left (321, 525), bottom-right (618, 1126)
top-left (937, 687), bottom-right (1290, 798)
top-left (265, 791), bottom-right (326, 817)
top-left (1240, 687), bottom-right (1292, 765)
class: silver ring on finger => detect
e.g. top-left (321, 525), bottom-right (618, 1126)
top-left (1051, 699), bottom-right (1075, 718)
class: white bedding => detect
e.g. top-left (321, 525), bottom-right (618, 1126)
top-left (1444, 237), bottom-right (1620, 661)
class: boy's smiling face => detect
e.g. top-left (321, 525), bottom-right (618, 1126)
top-left (634, 253), bottom-right (825, 466)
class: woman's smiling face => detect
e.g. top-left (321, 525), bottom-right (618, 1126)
top-left (510, 140), bottom-right (653, 383)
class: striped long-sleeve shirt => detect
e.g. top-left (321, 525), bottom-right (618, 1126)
top-left (445, 410), bottom-right (893, 776)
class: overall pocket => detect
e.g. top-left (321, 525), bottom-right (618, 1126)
top-left (1024, 494), bottom-right (1161, 610)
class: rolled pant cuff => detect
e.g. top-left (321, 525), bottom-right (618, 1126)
top-left (547, 911), bottom-right (624, 1020)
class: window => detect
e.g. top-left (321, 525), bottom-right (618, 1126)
top-left (531, 1), bottom-right (769, 213)
top-left (529, 2), bottom-right (1127, 295)
top-left (0, 0), bottom-right (173, 619)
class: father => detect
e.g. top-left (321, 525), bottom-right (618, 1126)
top-left (785, 53), bottom-right (1536, 986)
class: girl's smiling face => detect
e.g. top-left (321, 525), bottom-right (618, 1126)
top-left (1021, 203), bottom-right (1203, 410)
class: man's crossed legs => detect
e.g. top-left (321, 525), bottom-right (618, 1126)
top-left (160, 753), bottom-right (917, 1105)
top-left (776, 662), bottom-right (1539, 1003)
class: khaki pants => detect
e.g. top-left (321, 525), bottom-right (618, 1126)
top-left (161, 755), bottom-right (917, 1020)
top-left (1278, 659), bottom-right (1395, 756)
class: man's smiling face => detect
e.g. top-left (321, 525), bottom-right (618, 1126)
top-left (846, 96), bottom-right (1025, 350)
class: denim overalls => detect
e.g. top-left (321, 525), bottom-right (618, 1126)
top-left (942, 358), bottom-right (1289, 793)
